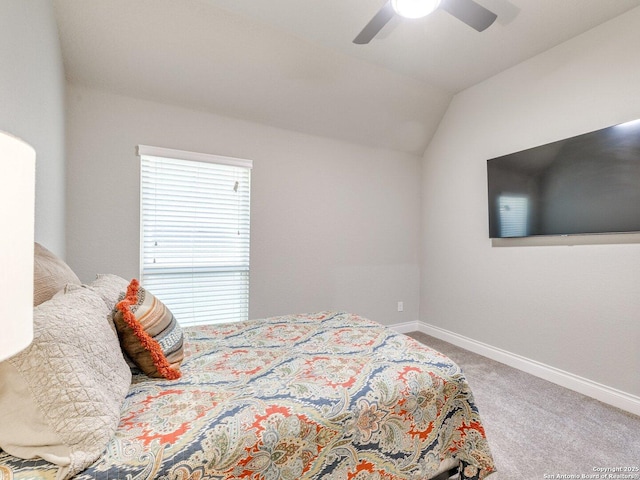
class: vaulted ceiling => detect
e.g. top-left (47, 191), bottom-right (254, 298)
top-left (53, 0), bottom-right (640, 155)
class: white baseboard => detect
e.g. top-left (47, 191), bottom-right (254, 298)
top-left (390, 320), bottom-right (640, 417)
top-left (389, 320), bottom-right (420, 334)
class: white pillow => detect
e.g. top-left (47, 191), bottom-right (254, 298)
top-left (0, 287), bottom-right (131, 479)
top-left (60, 273), bottom-right (130, 311)
top-left (85, 273), bottom-right (130, 311)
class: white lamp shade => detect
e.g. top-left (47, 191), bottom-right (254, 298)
top-left (391, 0), bottom-right (441, 18)
top-left (0, 131), bottom-right (35, 362)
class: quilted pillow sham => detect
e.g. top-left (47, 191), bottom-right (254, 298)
top-left (0, 287), bottom-right (131, 480)
top-left (113, 279), bottom-right (184, 379)
top-left (61, 274), bottom-right (130, 332)
top-left (85, 273), bottom-right (131, 311)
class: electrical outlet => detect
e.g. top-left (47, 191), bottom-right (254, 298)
top-left (397, 301), bottom-right (404, 312)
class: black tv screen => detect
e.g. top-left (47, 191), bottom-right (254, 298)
top-left (487, 119), bottom-right (640, 238)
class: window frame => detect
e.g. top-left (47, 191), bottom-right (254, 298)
top-left (136, 145), bottom-right (252, 326)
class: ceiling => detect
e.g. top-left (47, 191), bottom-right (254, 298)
top-left (53, 0), bottom-right (640, 155)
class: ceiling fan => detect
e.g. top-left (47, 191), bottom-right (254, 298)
top-left (353, 0), bottom-right (497, 44)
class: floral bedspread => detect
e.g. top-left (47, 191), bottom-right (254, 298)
top-left (0, 312), bottom-right (495, 480)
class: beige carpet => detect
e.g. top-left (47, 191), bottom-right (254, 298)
top-left (407, 332), bottom-right (640, 480)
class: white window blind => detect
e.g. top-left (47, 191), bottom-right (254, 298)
top-left (137, 145), bottom-right (252, 326)
top-left (498, 195), bottom-right (529, 238)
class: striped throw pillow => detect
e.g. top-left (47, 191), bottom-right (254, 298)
top-left (113, 279), bottom-right (184, 379)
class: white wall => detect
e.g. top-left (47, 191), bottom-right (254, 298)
top-left (0, 0), bottom-right (66, 256)
top-left (421, 7), bottom-right (640, 397)
top-left (66, 85), bottom-right (421, 325)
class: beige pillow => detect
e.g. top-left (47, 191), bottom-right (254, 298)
top-left (0, 287), bottom-right (131, 479)
top-left (33, 242), bottom-right (81, 306)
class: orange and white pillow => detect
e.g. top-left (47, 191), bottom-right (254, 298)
top-left (113, 279), bottom-right (184, 379)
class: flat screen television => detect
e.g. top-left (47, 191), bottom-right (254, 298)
top-left (487, 119), bottom-right (640, 238)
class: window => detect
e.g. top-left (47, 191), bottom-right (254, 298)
top-left (137, 145), bottom-right (252, 326)
top-left (498, 195), bottom-right (529, 238)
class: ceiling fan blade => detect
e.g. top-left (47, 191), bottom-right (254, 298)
top-left (440, 0), bottom-right (497, 31)
top-left (353, 1), bottom-right (395, 44)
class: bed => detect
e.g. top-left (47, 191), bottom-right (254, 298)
top-left (0, 246), bottom-right (495, 480)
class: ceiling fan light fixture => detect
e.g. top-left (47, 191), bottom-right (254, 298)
top-left (391, 0), bottom-right (441, 19)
